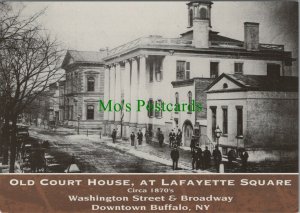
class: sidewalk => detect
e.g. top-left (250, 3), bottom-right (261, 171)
top-left (30, 127), bottom-right (215, 173)
top-left (98, 136), bottom-right (214, 173)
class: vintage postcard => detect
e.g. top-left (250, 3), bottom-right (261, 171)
top-left (0, 1), bottom-right (298, 212)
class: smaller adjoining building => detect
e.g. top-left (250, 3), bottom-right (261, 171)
top-left (206, 73), bottom-right (298, 162)
top-left (61, 50), bottom-right (107, 129)
top-left (171, 78), bottom-right (214, 148)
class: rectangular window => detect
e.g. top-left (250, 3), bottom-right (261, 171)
top-left (267, 63), bottom-right (280, 78)
top-left (186, 62), bottom-right (190, 80)
top-left (210, 106), bottom-right (217, 141)
top-left (210, 62), bottom-right (219, 78)
top-left (236, 106), bottom-right (243, 136)
top-left (148, 99), bottom-right (154, 118)
top-left (176, 61), bottom-right (185, 80)
top-left (222, 107), bottom-right (228, 134)
top-left (149, 61), bottom-right (154, 82)
top-left (155, 59), bottom-right (162, 82)
top-left (155, 100), bottom-right (162, 118)
top-left (234, 63), bottom-right (243, 74)
top-left (87, 105), bottom-right (94, 120)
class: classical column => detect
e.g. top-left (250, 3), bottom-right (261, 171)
top-left (122, 60), bottom-right (131, 139)
top-left (114, 63), bottom-right (122, 137)
top-left (108, 65), bottom-right (116, 132)
top-left (137, 55), bottom-right (148, 134)
top-left (103, 66), bottom-right (110, 135)
top-left (129, 58), bottom-right (138, 133)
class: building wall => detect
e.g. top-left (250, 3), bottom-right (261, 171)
top-left (245, 91), bottom-right (298, 149)
top-left (173, 83), bottom-right (195, 130)
top-left (207, 91), bottom-right (248, 148)
top-left (171, 55), bottom-right (285, 78)
top-left (195, 78), bottom-right (214, 120)
top-left (63, 64), bottom-right (105, 129)
top-left (207, 90), bottom-right (298, 161)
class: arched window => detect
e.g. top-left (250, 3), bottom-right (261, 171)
top-left (189, 9), bottom-right (193, 27)
top-left (148, 99), bottom-right (154, 118)
top-left (155, 100), bottom-right (163, 118)
top-left (87, 105), bottom-right (94, 120)
top-left (188, 91), bottom-right (192, 113)
top-left (223, 83), bottom-right (228, 89)
top-left (87, 77), bottom-right (95, 92)
top-left (175, 92), bottom-right (179, 114)
top-left (199, 7), bottom-right (207, 19)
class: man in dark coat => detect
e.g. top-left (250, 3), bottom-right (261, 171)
top-left (170, 146), bottom-right (179, 170)
top-left (228, 149), bottom-right (236, 164)
top-left (241, 150), bottom-right (249, 171)
top-left (196, 147), bottom-right (203, 170)
top-left (111, 129), bottom-right (117, 143)
top-left (191, 148), bottom-right (198, 170)
top-left (130, 132), bottom-right (135, 147)
top-left (176, 129), bottom-right (182, 146)
top-left (169, 129), bottom-right (176, 148)
top-left (156, 128), bottom-right (164, 147)
top-left (190, 136), bottom-right (196, 153)
top-left (137, 129), bottom-right (143, 145)
top-left (212, 146), bottom-right (222, 172)
top-left (203, 146), bottom-right (211, 169)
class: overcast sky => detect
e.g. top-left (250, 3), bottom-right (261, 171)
top-left (18, 1), bottom-right (298, 62)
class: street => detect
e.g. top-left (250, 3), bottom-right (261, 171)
top-left (29, 127), bottom-right (191, 173)
top-left (25, 127), bottom-right (298, 174)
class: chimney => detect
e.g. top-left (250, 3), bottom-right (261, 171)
top-left (244, 22), bottom-right (259, 51)
top-left (193, 18), bottom-right (209, 48)
top-left (99, 48), bottom-right (109, 56)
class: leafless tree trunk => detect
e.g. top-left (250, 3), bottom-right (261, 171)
top-left (0, 3), bottom-right (63, 172)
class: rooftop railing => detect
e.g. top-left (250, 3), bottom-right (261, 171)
top-left (107, 36), bottom-right (193, 57)
top-left (106, 36), bottom-right (285, 58)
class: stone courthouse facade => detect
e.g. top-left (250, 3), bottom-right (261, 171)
top-left (59, 1), bottom-right (297, 161)
top-left (102, 0), bottom-right (296, 150)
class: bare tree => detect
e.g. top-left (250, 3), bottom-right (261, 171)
top-left (0, 3), bottom-right (63, 172)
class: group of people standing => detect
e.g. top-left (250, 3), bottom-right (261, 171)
top-left (168, 129), bottom-right (182, 148)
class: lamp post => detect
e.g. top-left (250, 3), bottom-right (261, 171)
top-left (215, 125), bottom-right (222, 148)
top-left (215, 125), bottom-right (224, 173)
top-left (77, 115), bottom-right (81, 134)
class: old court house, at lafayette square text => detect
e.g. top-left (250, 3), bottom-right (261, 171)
top-left (61, 1), bottom-right (298, 161)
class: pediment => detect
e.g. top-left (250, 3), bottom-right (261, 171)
top-left (209, 77), bottom-right (241, 91)
top-left (84, 98), bottom-right (98, 102)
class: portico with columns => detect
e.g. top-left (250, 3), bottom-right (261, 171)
top-left (103, 55), bottom-right (155, 139)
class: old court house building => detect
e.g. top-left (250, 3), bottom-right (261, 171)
top-left (102, 0), bottom-right (296, 154)
top-left (59, 1), bottom-right (296, 160)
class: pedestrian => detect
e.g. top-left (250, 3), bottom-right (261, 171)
top-left (137, 129), bottom-right (143, 145)
top-left (130, 132), bottom-right (135, 147)
top-left (169, 129), bottom-right (176, 148)
top-left (212, 146), bottom-right (222, 172)
top-left (170, 145), bottom-right (179, 170)
top-left (241, 150), bottom-right (249, 171)
top-left (99, 130), bottom-right (102, 139)
top-left (156, 128), bottom-right (164, 147)
top-left (176, 129), bottom-right (182, 146)
top-left (145, 130), bottom-right (150, 144)
top-left (111, 129), bottom-right (117, 143)
top-left (227, 149), bottom-right (236, 164)
top-left (196, 147), bottom-right (203, 170)
top-left (203, 146), bottom-right (211, 169)
top-left (190, 136), bottom-right (196, 153)
top-left (191, 148), bottom-right (198, 170)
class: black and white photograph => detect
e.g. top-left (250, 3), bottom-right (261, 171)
top-left (0, 0), bottom-right (298, 174)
